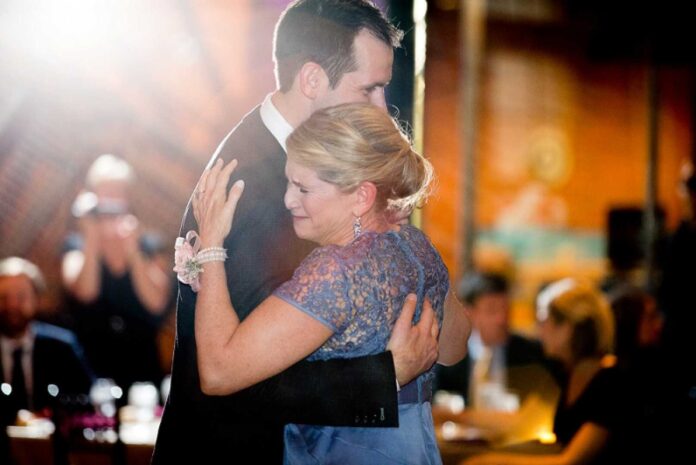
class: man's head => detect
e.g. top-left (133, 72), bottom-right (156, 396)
top-left (458, 272), bottom-right (511, 347)
top-left (0, 257), bottom-right (46, 338)
top-left (273, 0), bottom-right (402, 110)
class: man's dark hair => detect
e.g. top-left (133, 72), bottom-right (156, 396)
top-left (273, 0), bottom-right (402, 92)
top-left (457, 272), bottom-right (509, 305)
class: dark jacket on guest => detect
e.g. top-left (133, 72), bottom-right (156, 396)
top-left (0, 322), bottom-right (94, 419)
top-left (435, 333), bottom-right (549, 406)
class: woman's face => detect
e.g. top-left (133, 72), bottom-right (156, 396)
top-left (538, 315), bottom-right (572, 363)
top-left (284, 160), bottom-right (356, 246)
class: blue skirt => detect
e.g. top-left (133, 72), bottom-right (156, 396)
top-left (283, 402), bottom-right (442, 465)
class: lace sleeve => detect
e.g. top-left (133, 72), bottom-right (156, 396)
top-left (273, 247), bottom-right (353, 333)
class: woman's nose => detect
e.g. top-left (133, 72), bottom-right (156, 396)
top-left (284, 187), bottom-right (296, 210)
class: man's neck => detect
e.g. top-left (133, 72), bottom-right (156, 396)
top-left (271, 90), bottom-right (312, 129)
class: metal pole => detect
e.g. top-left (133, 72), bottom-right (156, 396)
top-left (459, 0), bottom-right (486, 276)
top-left (644, 60), bottom-right (659, 287)
top-left (410, 0), bottom-right (428, 228)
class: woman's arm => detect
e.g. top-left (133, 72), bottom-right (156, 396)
top-left (127, 240), bottom-right (171, 315)
top-left (438, 290), bottom-right (470, 366)
top-left (461, 423), bottom-right (610, 465)
top-left (196, 259), bottom-right (333, 395)
top-left (62, 217), bottom-right (101, 303)
top-left (193, 159), bottom-right (334, 395)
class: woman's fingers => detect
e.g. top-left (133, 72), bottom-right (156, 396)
top-left (193, 159), bottom-right (242, 236)
top-left (205, 158), bottom-right (223, 198)
top-left (198, 163), bottom-right (211, 195)
top-left (223, 180), bottom-right (245, 225)
top-left (215, 159), bottom-right (239, 199)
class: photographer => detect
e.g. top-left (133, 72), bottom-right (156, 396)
top-left (62, 154), bottom-right (173, 392)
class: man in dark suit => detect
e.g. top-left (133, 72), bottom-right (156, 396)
top-left (0, 257), bottom-right (94, 462)
top-left (436, 272), bottom-right (547, 409)
top-left (152, 1), bottom-right (439, 463)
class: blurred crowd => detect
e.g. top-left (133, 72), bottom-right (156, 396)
top-left (1, 154), bottom-right (175, 464)
top-left (431, 164), bottom-right (696, 464)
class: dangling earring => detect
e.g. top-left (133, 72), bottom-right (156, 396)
top-left (353, 216), bottom-right (362, 239)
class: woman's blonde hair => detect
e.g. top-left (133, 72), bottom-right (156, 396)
top-left (0, 257), bottom-right (47, 294)
top-left (537, 278), bottom-right (614, 361)
top-left (286, 103), bottom-right (433, 213)
top-left (85, 154), bottom-right (135, 189)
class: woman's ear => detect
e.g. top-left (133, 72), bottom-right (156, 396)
top-left (353, 181), bottom-right (378, 217)
top-left (298, 62), bottom-right (328, 100)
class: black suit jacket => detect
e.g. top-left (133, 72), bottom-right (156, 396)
top-left (0, 322), bottom-right (94, 421)
top-left (152, 106), bottom-right (398, 464)
top-left (0, 323), bottom-right (93, 465)
top-left (435, 333), bottom-right (547, 406)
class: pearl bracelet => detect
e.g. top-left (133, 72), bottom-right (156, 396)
top-left (196, 247), bottom-right (228, 265)
top-left (173, 232), bottom-right (228, 292)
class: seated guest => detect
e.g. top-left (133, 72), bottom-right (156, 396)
top-left (436, 272), bottom-right (547, 409)
top-left (462, 278), bottom-right (630, 465)
top-left (0, 257), bottom-right (94, 462)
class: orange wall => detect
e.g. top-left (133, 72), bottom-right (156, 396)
top-left (422, 11), bottom-right (693, 285)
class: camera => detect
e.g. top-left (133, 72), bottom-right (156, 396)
top-left (71, 192), bottom-right (129, 218)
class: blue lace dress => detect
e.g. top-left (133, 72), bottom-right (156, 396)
top-left (274, 224), bottom-right (449, 465)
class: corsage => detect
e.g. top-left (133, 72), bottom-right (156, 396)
top-left (173, 230), bottom-right (227, 292)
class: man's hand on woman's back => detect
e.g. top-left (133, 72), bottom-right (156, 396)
top-left (387, 294), bottom-right (439, 386)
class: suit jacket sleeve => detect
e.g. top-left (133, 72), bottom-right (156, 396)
top-left (228, 352), bottom-right (399, 427)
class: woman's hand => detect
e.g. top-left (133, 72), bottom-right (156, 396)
top-left (192, 158), bottom-right (245, 248)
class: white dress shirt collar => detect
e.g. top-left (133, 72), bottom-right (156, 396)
top-left (1, 323), bottom-right (36, 402)
top-left (468, 329), bottom-right (507, 387)
top-left (468, 330), bottom-right (486, 360)
top-left (260, 92), bottom-right (294, 152)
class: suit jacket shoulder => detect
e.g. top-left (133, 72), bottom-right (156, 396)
top-left (506, 333), bottom-right (544, 365)
top-left (32, 322), bottom-right (94, 409)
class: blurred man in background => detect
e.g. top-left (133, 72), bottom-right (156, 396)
top-left (0, 257), bottom-right (94, 462)
top-left (436, 272), bottom-right (547, 409)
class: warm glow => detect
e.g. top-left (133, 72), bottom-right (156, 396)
top-left (537, 430), bottom-right (557, 444)
top-left (5, 1), bottom-right (137, 61)
top-left (0, 0), bottom-right (187, 79)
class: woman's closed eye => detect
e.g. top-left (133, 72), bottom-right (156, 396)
top-left (289, 180), bottom-right (309, 194)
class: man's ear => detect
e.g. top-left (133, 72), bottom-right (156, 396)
top-left (353, 181), bottom-right (378, 217)
top-left (298, 62), bottom-right (328, 100)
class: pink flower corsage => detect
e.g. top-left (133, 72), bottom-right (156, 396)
top-left (173, 230), bottom-right (203, 292)
top-left (173, 231), bottom-right (228, 292)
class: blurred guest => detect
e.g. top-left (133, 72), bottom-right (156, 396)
top-left (657, 162), bottom-right (696, 408)
top-left (462, 278), bottom-right (628, 465)
top-left (609, 285), bottom-right (663, 368)
top-left (0, 257), bottom-right (94, 462)
top-left (61, 154), bottom-right (173, 392)
top-left (436, 272), bottom-right (546, 410)
top-left (607, 286), bottom-right (668, 462)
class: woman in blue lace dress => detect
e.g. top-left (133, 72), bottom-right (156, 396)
top-left (190, 103), bottom-right (470, 464)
